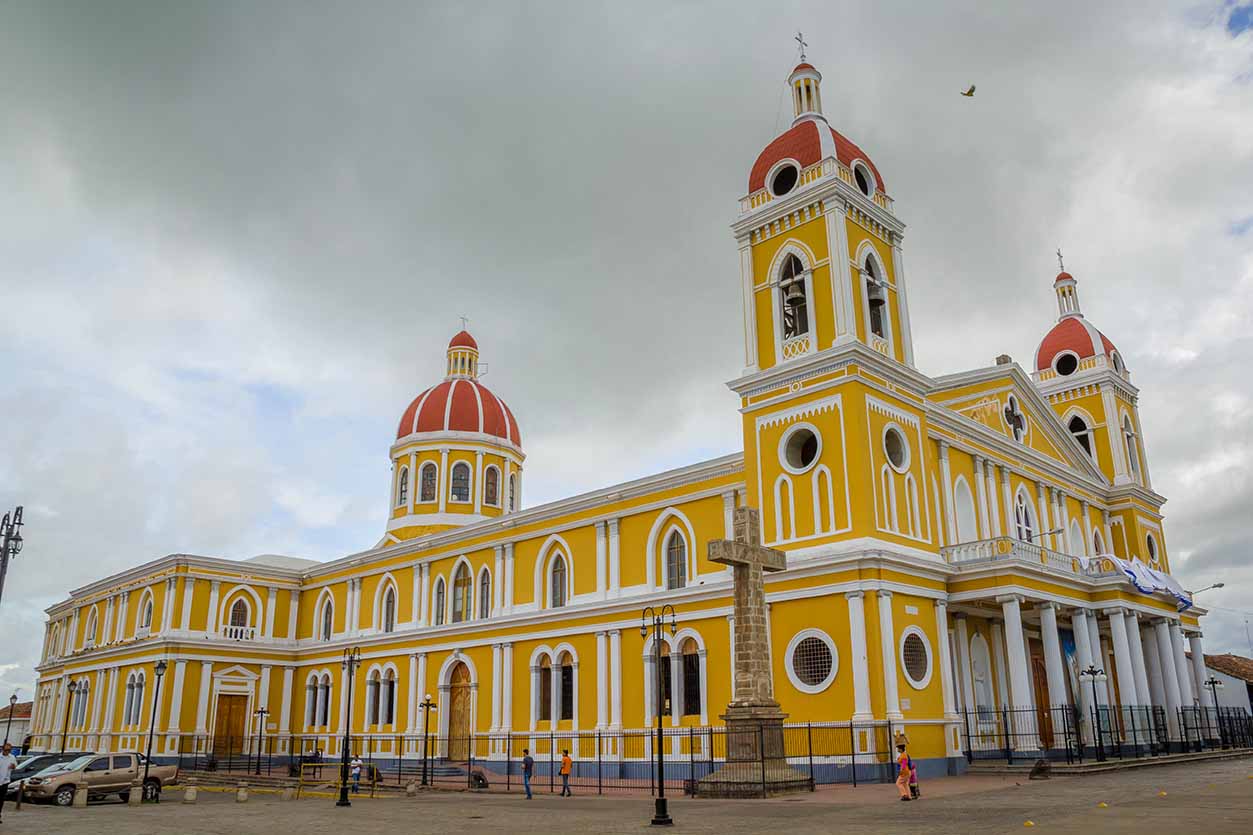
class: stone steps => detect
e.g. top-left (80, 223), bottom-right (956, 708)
top-left (966, 747), bottom-right (1253, 776)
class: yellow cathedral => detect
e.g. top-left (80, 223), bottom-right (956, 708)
top-left (30, 58), bottom-right (1213, 782)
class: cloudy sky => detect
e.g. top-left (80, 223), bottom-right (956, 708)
top-left (1, 1), bottom-right (1251, 698)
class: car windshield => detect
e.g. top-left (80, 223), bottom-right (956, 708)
top-left (44, 755), bottom-right (93, 774)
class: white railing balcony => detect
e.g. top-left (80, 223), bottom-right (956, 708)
top-left (941, 537), bottom-right (1119, 578)
top-left (869, 334), bottom-right (891, 356)
top-left (221, 624), bottom-right (257, 642)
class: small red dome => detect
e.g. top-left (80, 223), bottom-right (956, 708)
top-left (748, 120), bottom-right (885, 194)
top-left (396, 378), bottom-right (520, 445)
top-left (448, 330), bottom-right (478, 350)
top-left (791, 62), bottom-right (817, 74)
top-left (1034, 316), bottom-right (1118, 372)
top-left (1054, 271), bottom-right (1074, 285)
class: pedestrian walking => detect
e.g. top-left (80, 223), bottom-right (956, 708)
top-left (559, 749), bottom-right (572, 796)
top-left (522, 748), bottom-right (534, 800)
top-left (895, 743), bottom-right (911, 801)
top-left (350, 755), bottom-right (363, 794)
top-left (0, 742), bottom-right (18, 824)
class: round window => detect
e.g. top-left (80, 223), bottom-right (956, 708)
top-left (1055, 353), bottom-right (1078, 376)
top-left (771, 164), bottom-right (799, 197)
top-left (853, 164), bottom-right (873, 196)
top-left (780, 425), bottom-right (820, 473)
top-left (786, 629), bottom-right (838, 693)
top-left (901, 631), bottom-right (931, 689)
top-left (884, 426), bottom-right (909, 472)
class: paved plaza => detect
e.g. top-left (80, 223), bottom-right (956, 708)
top-left (6, 758), bottom-right (1251, 834)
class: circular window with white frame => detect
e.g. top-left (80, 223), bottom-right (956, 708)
top-left (852, 161), bottom-right (876, 197)
top-left (883, 424), bottom-right (910, 473)
top-left (779, 422), bottom-right (822, 474)
top-left (785, 628), bottom-right (838, 694)
top-left (899, 626), bottom-right (933, 690)
top-left (1053, 351), bottom-right (1079, 376)
top-left (769, 161), bottom-right (800, 197)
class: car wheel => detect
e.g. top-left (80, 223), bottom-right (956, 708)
top-left (54, 785), bottom-right (75, 807)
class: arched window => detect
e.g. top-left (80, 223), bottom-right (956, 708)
top-left (382, 669), bottom-right (396, 725)
top-left (558, 651), bottom-right (574, 721)
top-left (1093, 528), bottom-right (1106, 555)
top-left (1013, 490), bottom-right (1035, 542)
top-left (484, 466), bottom-right (500, 507)
top-left (433, 578), bottom-right (446, 626)
top-left (366, 670), bottom-right (380, 725)
top-left (665, 531), bottom-right (687, 590)
top-left (779, 254), bottom-right (809, 340)
top-left (230, 599), bottom-right (249, 628)
top-left (381, 586), bottom-right (396, 633)
top-left (397, 467), bottom-right (409, 507)
top-left (953, 477), bottom-right (977, 543)
top-left (84, 609), bottom-right (98, 646)
top-left (864, 257), bottom-right (888, 340)
top-left (305, 680), bottom-right (317, 726)
top-left (319, 598), bottom-right (334, 641)
top-left (478, 570), bottom-right (491, 620)
top-left (657, 642), bottom-right (673, 717)
top-left (1146, 533), bottom-right (1159, 564)
top-left (1068, 415), bottom-right (1093, 458)
top-left (450, 462), bottom-right (471, 502)
top-left (539, 656), bottom-right (552, 722)
top-left (508, 474), bottom-right (517, 511)
top-left (123, 676), bottom-right (135, 725)
top-left (317, 674), bottom-right (332, 726)
top-left (140, 596), bottom-right (153, 629)
top-left (550, 555), bottom-right (567, 608)
top-left (1123, 417), bottom-right (1141, 482)
top-left (419, 463), bottom-right (438, 503)
top-left (681, 638), bottom-right (701, 717)
top-left (452, 563), bottom-right (472, 623)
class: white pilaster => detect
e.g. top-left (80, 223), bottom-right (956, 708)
top-left (738, 237), bottom-right (758, 371)
top-left (195, 661), bottom-right (213, 734)
top-left (596, 631), bottom-right (608, 729)
top-left (206, 581), bottom-right (221, 635)
top-left (503, 544), bottom-right (515, 613)
top-left (407, 451), bottom-right (417, 514)
top-left (1087, 616), bottom-right (1108, 704)
top-left (973, 457), bottom-right (991, 539)
top-left (607, 520), bottom-right (621, 598)
top-left (1167, 621), bottom-right (1195, 705)
top-left (179, 578), bottom-right (194, 631)
top-left (1036, 483), bottom-right (1053, 550)
top-left (954, 614), bottom-right (975, 713)
top-left (1037, 603), bottom-right (1069, 707)
top-left (1154, 619), bottom-right (1183, 731)
top-left (1189, 633), bottom-right (1213, 709)
top-left (823, 200), bottom-right (857, 342)
top-left (1107, 608), bottom-right (1139, 707)
top-left (1125, 613), bottom-right (1152, 708)
top-left (490, 643), bottom-right (502, 731)
top-left (609, 630), bottom-right (622, 728)
top-left (1000, 468), bottom-right (1013, 538)
top-left (1141, 624), bottom-right (1167, 708)
top-left (938, 442), bottom-right (957, 544)
top-left (279, 666), bottom-right (294, 736)
top-left (438, 448), bottom-right (449, 513)
top-left (877, 590), bottom-right (902, 720)
top-left (473, 450), bottom-right (484, 514)
top-left (989, 620), bottom-right (1009, 710)
top-left (265, 587), bottom-right (278, 639)
top-left (501, 644), bottom-right (513, 731)
top-left (166, 660), bottom-right (187, 734)
top-left (595, 522), bottom-right (607, 598)
top-left (889, 238), bottom-right (916, 366)
top-left (846, 592), bottom-right (874, 719)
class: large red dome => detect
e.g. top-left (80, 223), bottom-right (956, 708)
top-left (1034, 316), bottom-right (1118, 372)
top-left (396, 378), bottom-right (521, 445)
top-left (749, 119), bottom-right (885, 194)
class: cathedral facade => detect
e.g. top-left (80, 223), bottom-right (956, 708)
top-left (30, 59), bottom-right (1210, 774)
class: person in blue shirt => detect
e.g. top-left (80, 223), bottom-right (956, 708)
top-left (522, 748), bottom-right (535, 800)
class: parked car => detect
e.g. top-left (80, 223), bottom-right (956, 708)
top-left (5, 752), bottom-right (92, 797)
top-left (22, 752), bottom-right (179, 806)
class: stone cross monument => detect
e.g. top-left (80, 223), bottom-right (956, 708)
top-left (699, 506), bottom-right (810, 796)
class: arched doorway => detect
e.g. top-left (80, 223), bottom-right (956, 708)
top-left (447, 662), bottom-right (471, 762)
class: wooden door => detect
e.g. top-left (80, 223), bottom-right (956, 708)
top-left (1030, 655), bottom-right (1054, 749)
top-left (213, 694), bottom-right (248, 760)
top-left (447, 663), bottom-right (471, 762)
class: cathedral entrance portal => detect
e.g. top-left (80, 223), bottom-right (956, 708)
top-left (447, 662), bottom-right (471, 762)
top-left (212, 694), bottom-right (248, 762)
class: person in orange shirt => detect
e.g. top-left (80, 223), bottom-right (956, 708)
top-left (895, 744), bottom-right (912, 801)
top-left (559, 749), bottom-right (573, 797)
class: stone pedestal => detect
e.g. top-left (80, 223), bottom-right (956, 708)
top-left (697, 703), bottom-right (811, 797)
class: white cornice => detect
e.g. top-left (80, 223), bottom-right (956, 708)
top-left (390, 430), bottom-right (524, 460)
top-left (732, 167), bottom-right (905, 241)
top-left (729, 338), bottom-right (931, 401)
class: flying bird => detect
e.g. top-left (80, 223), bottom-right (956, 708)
top-left (961, 84), bottom-right (976, 97)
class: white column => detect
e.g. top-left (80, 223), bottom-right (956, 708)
top-left (1168, 621), bottom-right (1195, 705)
top-left (492, 547), bottom-right (504, 612)
top-left (1036, 483), bottom-right (1053, 550)
top-left (257, 665), bottom-right (272, 730)
top-left (407, 451), bottom-right (417, 514)
top-left (595, 522), bottom-right (607, 598)
top-left (405, 654), bottom-right (419, 732)
top-left (279, 666), bottom-right (294, 736)
top-left (1037, 603), bottom-right (1069, 707)
top-left (824, 200), bottom-right (858, 342)
top-left (986, 463), bottom-right (1003, 536)
top-left (1086, 616), bottom-right (1108, 704)
top-left (501, 644), bottom-right (513, 731)
top-left (596, 631), bottom-right (608, 729)
top-left (889, 239), bottom-right (917, 366)
top-left (473, 450), bottom-right (484, 514)
top-left (998, 596), bottom-right (1033, 709)
top-left (438, 448), bottom-right (449, 513)
top-left (549, 664), bottom-right (560, 730)
top-left (1080, 502), bottom-right (1093, 556)
top-left (876, 591), bottom-right (902, 720)
top-left (1154, 619), bottom-right (1183, 732)
top-left (206, 581), bottom-right (221, 635)
top-left (1125, 613), bottom-right (1152, 708)
top-left (160, 577), bottom-right (176, 636)
top-left (100, 668), bottom-right (118, 751)
top-left (607, 520), bottom-right (621, 598)
top-left (195, 661), bottom-right (213, 734)
top-left (609, 629), bottom-right (623, 728)
top-left (503, 544), bottom-right (515, 613)
top-left (286, 588), bottom-right (299, 639)
top-left (738, 237), bottom-right (758, 369)
top-left (264, 587), bottom-right (278, 639)
top-left (412, 562), bottom-right (423, 627)
top-left (1000, 468), bottom-right (1013, 537)
top-left (845, 592), bottom-right (874, 720)
top-left (973, 457), bottom-right (991, 538)
top-left (935, 600), bottom-right (957, 718)
top-left (989, 620), bottom-right (1009, 710)
top-left (1101, 510), bottom-right (1114, 557)
top-left (179, 578), bottom-right (194, 630)
top-left (419, 563), bottom-right (430, 625)
top-left (953, 614), bottom-right (975, 713)
top-left (1049, 490), bottom-right (1064, 551)
top-left (1107, 609), bottom-right (1139, 707)
top-left (490, 643), bottom-right (502, 731)
top-left (1189, 633), bottom-right (1213, 709)
top-left (102, 598), bottom-right (115, 645)
top-left (668, 651), bottom-right (681, 726)
top-left (1141, 624), bottom-right (1167, 707)
top-left (938, 442), bottom-right (958, 544)
top-left (1102, 385), bottom-right (1131, 483)
top-left (165, 660), bottom-right (187, 733)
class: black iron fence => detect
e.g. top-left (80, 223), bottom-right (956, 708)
top-left (962, 704), bottom-right (1253, 764)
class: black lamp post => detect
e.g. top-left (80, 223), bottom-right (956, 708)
top-left (1203, 676), bottom-right (1226, 747)
top-left (61, 680), bottom-right (78, 755)
top-left (641, 604), bottom-right (677, 827)
top-left (336, 647), bottom-right (361, 807)
top-left (254, 707), bottom-right (270, 775)
top-left (4, 694), bottom-right (17, 746)
top-left (0, 506), bottom-right (24, 607)
top-left (143, 659), bottom-right (168, 799)
top-left (418, 693), bottom-right (436, 786)
top-left (1080, 664), bottom-right (1105, 761)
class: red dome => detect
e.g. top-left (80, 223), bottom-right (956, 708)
top-left (396, 378), bottom-right (521, 445)
top-left (749, 119), bottom-right (885, 194)
top-left (792, 62), bottom-right (816, 74)
top-left (1054, 271), bottom-right (1074, 285)
top-left (448, 330), bottom-right (478, 350)
top-left (1034, 316), bottom-right (1118, 372)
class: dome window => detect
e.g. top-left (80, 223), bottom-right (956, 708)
top-left (770, 163), bottom-right (799, 197)
top-left (780, 424), bottom-right (821, 473)
top-left (852, 162), bottom-right (875, 197)
top-left (1054, 352), bottom-right (1079, 376)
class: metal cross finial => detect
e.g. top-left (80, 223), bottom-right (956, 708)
top-left (458, 314), bottom-right (469, 331)
top-left (795, 31), bottom-right (808, 62)
top-left (1056, 248), bottom-right (1065, 272)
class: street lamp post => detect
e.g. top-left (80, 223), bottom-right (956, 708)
top-left (641, 604), bottom-right (677, 827)
top-left (0, 506), bottom-right (24, 607)
top-left (1203, 676), bottom-right (1226, 748)
top-left (4, 694), bottom-right (17, 746)
top-left (418, 694), bottom-right (436, 786)
top-left (1079, 664), bottom-right (1105, 762)
top-left (336, 647), bottom-right (361, 807)
top-left (61, 680), bottom-right (78, 755)
top-left (1188, 583), bottom-right (1225, 596)
top-left (143, 659), bottom-right (168, 800)
top-left (254, 707), bottom-right (270, 775)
